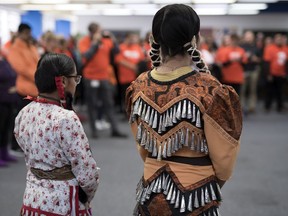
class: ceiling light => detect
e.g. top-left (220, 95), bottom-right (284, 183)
top-left (133, 8), bottom-right (158, 15)
top-left (153, 0), bottom-right (191, 3)
top-left (102, 8), bottom-right (133, 16)
top-left (237, 0), bottom-right (278, 2)
top-left (90, 4), bottom-right (122, 9)
top-left (20, 4), bottom-right (54, 11)
top-left (112, 0), bottom-right (150, 3)
top-left (194, 4), bottom-right (228, 15)
top-left (230, 3), bottom-right (267, 10)
top-left (192, 0), bottom-right (236, 3)
top-left (29, 0), bottom-right (69, 3)
top-left (0, 0), bottom-right (27, 4)
top-left (54, 4), bottom-right (88, 11)
top-left (73, 9), bottom-right (102, 16)
top-left (124, 4), bottom-right (157, 10)
top-left (228, 9), bottom-right (260, 15)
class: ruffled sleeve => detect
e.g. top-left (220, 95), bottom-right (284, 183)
top-left (203, 84), bottom-right (242, 181)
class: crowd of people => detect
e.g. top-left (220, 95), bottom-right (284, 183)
top-left (0, 20), bottom-right (287, 168)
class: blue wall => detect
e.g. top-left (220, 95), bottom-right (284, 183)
top-left (21, 11), bottom-right (42, 39)
top-left (55, 20), bottom-right (71, 39)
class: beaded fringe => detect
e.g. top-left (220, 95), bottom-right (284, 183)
top-left (136, 122), bottom-right (208, 161)
top-left (134, 173), bottom-right (222, 215)
top-left (129, 98), bottom-right (203, 131)
top-left (130, 97), bottom-right (208, 160)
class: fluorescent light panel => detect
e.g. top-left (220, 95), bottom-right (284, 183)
top-left (20, 4), bottom-right (54, 11)
top-left (193, 0), bottom-right (236, 3)
top-left (124, 4), bottom-right (157, 10)
top-left (90, 4), bottom-right (122, 9)
top-left (0, 0), bottom-right (27, 4)
top-left (230, 3), bottom-right (267, 10)
top-left (228, 9), bottom-right (260, 14)
top-left (102, 8), bottom-right (132, 15)
top-left (111, 0), bottom-right (150, 3)
top-left (237, 0), bottom-right (278, 2)
top-left (29, 0), bottom-right (69, 4)
top-left (55, 4), bottom-right (88, 10)
top-left (153, 0), bottom-right (191, 3)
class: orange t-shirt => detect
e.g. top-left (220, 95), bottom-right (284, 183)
top-left (216, 46), bottom-right (247, 84)
top-left (263, 44), bottom-right (287, 77)
top-left (7, 38), bottom-right (39, 97)
top-left (78, 36), bottom-right (113, 80)
top-left (116, 43), bottom-right (145, 84)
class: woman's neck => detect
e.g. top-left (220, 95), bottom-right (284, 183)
top-left (156, 55), bottom-right (191, 74)
top-left (38, 92), bottom-right (60, 103)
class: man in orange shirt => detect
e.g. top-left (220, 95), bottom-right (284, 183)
top-left (7, 23), bottom-right (39, 154)
top-left (216, 34), bottom-right (247, 94)
top-left (78, 22), bottom-right (127, 138)
top-left (116, 33), bottom-right (145, 113)
top-left (263, 34), bottom-right (288, 112)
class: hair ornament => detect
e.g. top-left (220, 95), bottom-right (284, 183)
top-left (149, 35), bottom-right (161, 67)
top-left (55, 76), bottom-right (67, 108)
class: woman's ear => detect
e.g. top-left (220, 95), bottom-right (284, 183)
top-left (62, 76), bottom-right (67, 87)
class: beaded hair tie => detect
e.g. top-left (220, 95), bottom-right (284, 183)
top-left (55, 76), bottom-right (67, 108)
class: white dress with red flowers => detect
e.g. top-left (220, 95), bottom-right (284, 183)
top-left (14, 101), bottom-right (99, 216)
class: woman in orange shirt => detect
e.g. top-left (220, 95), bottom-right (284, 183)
top-left (216, 34), bottom-right (247, 94)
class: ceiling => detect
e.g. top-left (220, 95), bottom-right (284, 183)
top-left (0, 0), bottom-right (288, 16)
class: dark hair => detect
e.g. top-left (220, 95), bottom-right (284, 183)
top-left (18, 23), bottom-right (31, 33)
top-left (152, 4), bottom-right (200, 57)
top-left (35, 53), bottom-right (75, 93)
top-left (88, 22), bottom-right (99, 34)
top-left (150, 4), bottom-right (208, 72)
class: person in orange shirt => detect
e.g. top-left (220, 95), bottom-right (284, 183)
top-left (116, 33), bottom-right (145, 113)
top-left (216, 34), bottom-right (247, 94)
top-left (263, 34), bottom-right (288, 112)
top-left (6, 23), bottom-right (39, 154)
top-left (78, 22), bottom-right (127, 138)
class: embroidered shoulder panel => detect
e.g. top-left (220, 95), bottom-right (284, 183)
top-left (127, 72), bottom-right (223, 160)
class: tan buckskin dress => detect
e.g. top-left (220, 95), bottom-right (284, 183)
top-left (126, 66), bottom-right (242, 216)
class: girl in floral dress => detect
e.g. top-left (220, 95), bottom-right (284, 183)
top-left (14, 53), bottom-right (99, 216)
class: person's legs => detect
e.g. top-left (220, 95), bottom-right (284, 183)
top-left (240, 72), bottom-right (249, 110)
top-left (248, 69), bottom-right (260, 112)
top-left (99, 80), bottom-right (127, 137)
top-left (264, 78), bottom-right (275, 112)
top-left (84, 79), bottom-right (101, 137)
top-left (274, 76), bottom-right (285, 112)
top-left (0, 103), bottom-right (17, 165)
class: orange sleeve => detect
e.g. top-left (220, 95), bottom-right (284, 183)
top-left (78, 37), bottom-right (90, 54)
top-left (7, 48), bottom-right (37, 82)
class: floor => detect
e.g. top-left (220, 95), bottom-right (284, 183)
top-left (0, 108), bottom-right (287, 216)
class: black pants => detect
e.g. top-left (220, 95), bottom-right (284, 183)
top-left (119, 83), bottom-right (131, 114)
top-left (265, 76), bottom-right (285, 111)
top-left (0, 103), bottom-right (16, 149)
top-left (84, 79), bottom-right (119, 134)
